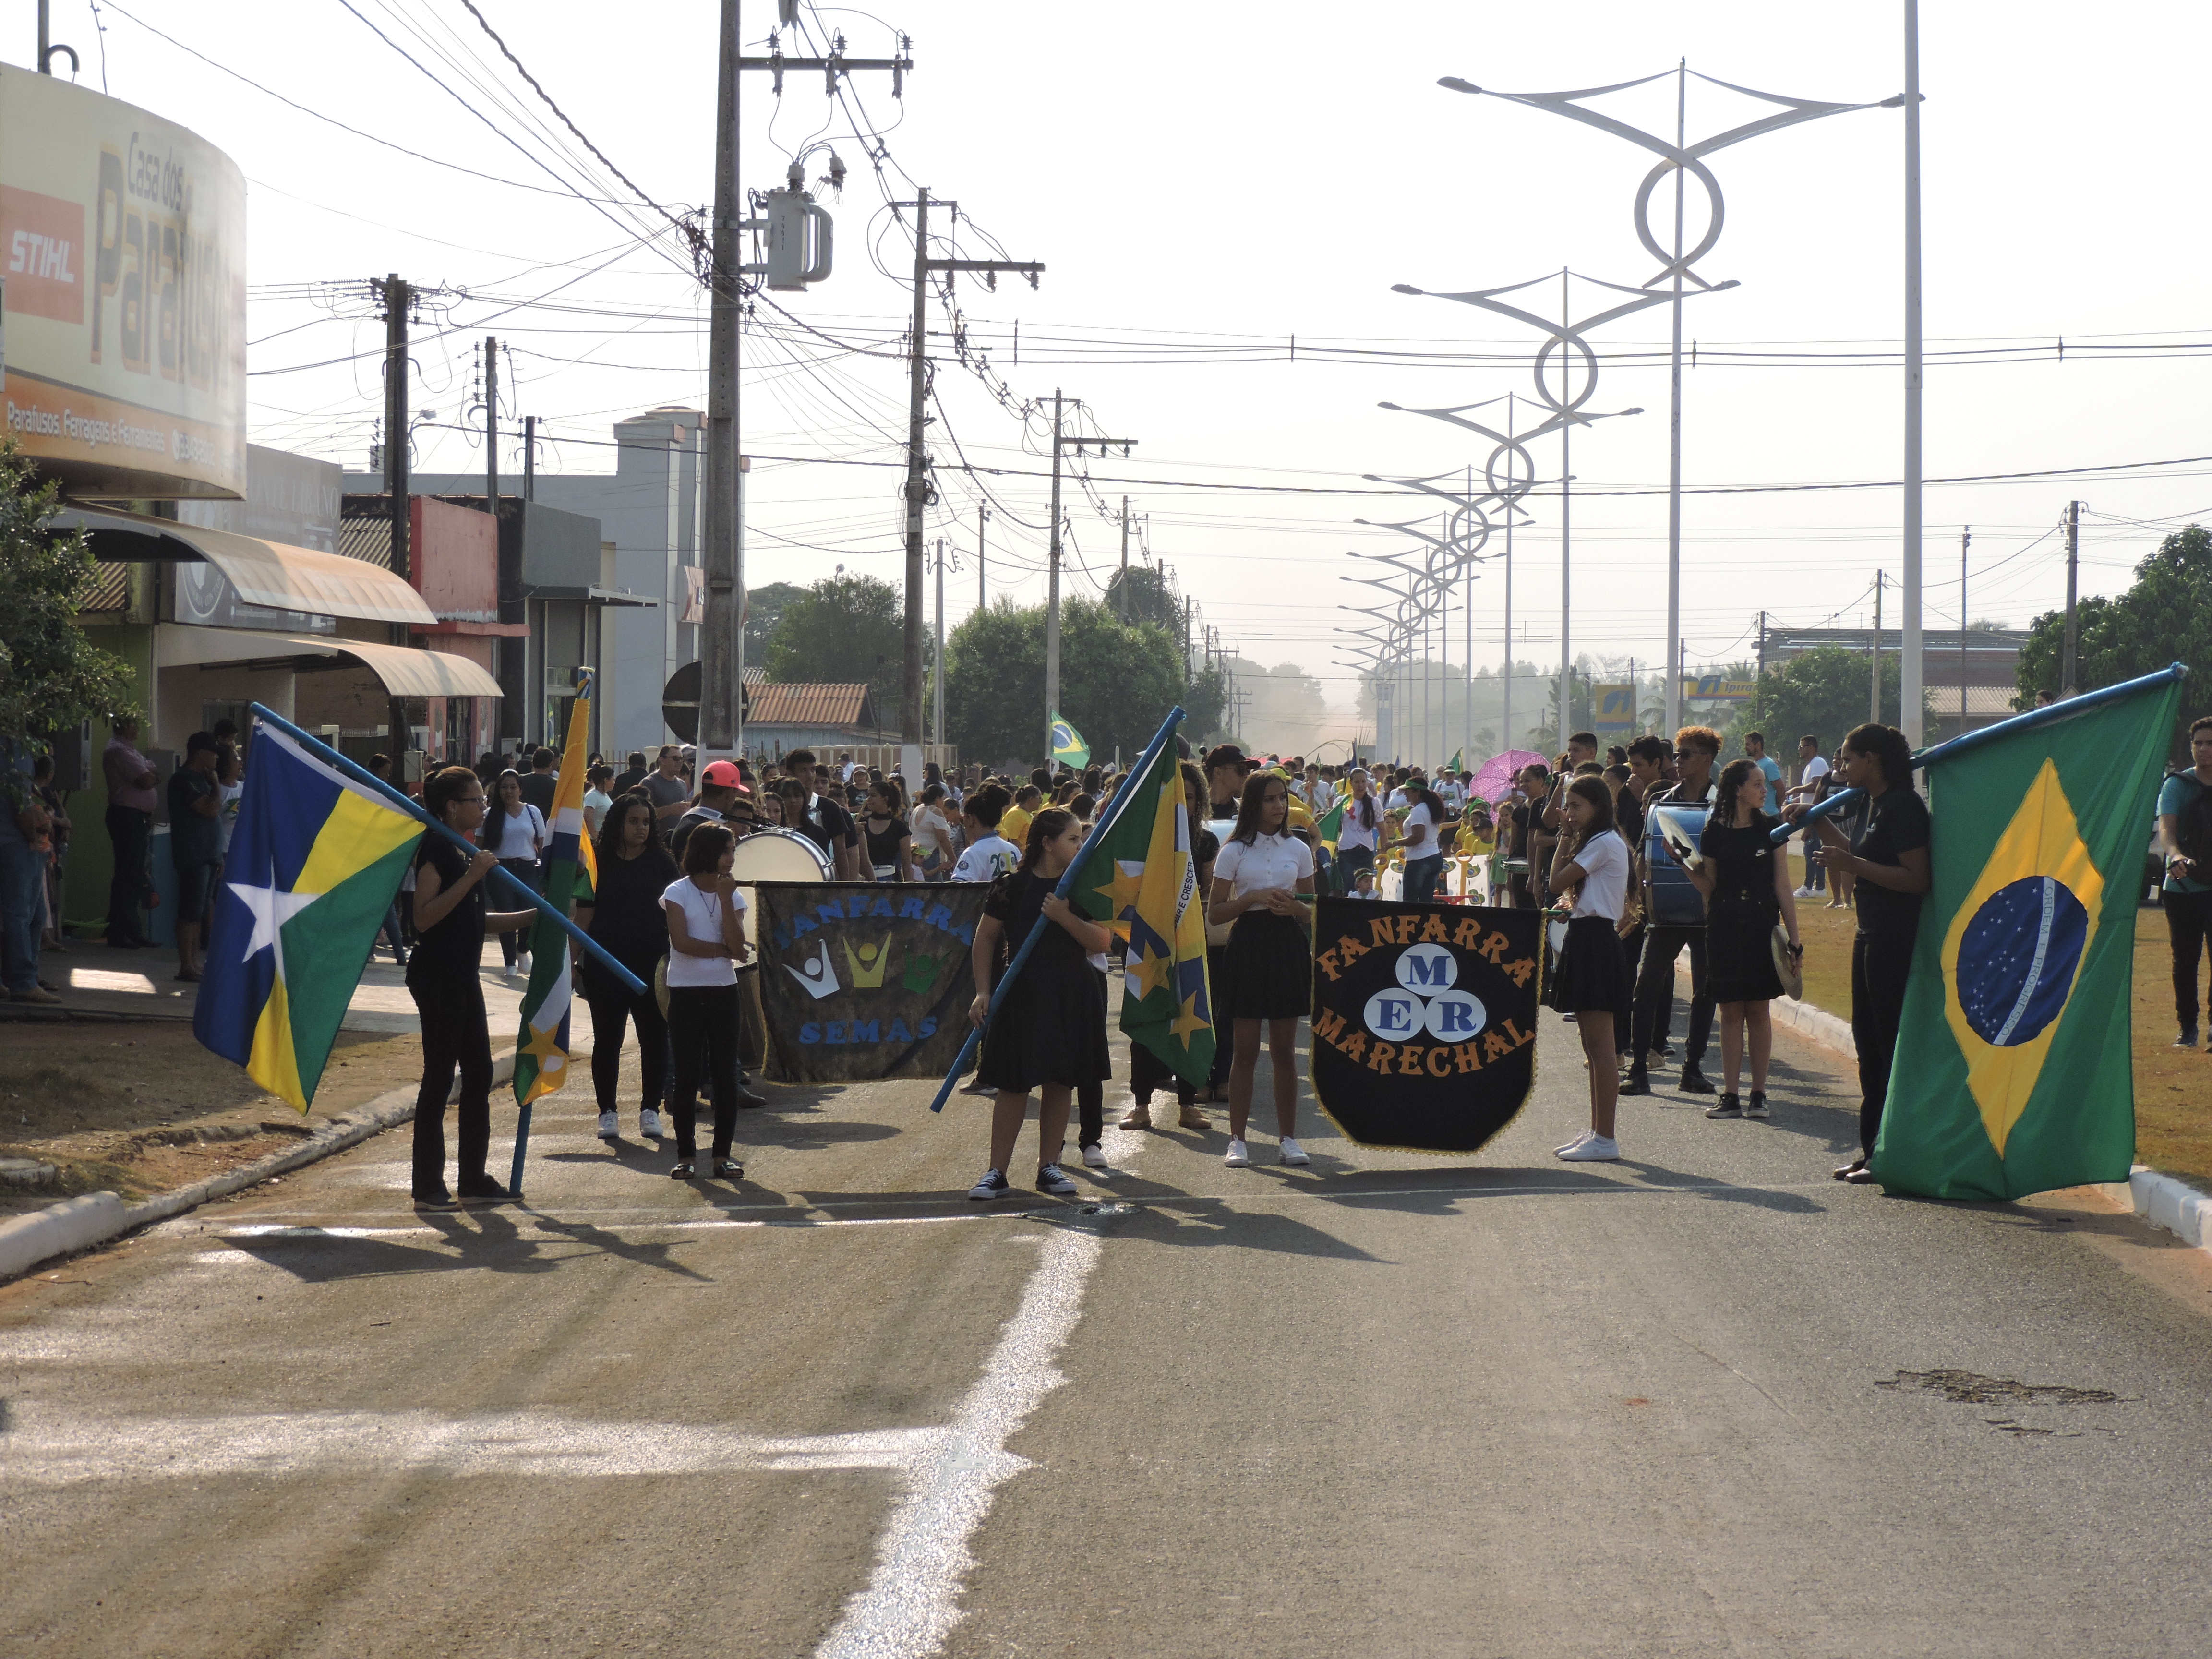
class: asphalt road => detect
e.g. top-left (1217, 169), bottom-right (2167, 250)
top-left (5, 1008), bottom-right (2212, 1659)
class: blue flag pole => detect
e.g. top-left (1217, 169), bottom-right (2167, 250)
top-left (929, 706), bottom-right (1186, 1113)
top-left (1766, 661), bottom-right (2188, 846)
top-left (246, 703), bottom-right (647, 997)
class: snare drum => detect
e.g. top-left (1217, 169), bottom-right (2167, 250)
top-left (727, 827), bottom-right (834, 947)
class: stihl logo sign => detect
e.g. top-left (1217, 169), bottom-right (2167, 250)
top-left (1, 185), bottom-right (84, 324)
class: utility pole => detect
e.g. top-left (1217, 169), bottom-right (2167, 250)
top-left (976, 504), bottom-right (987, 609)
top-left (1118, 496), bottom-right (1130, 622)
top-left (932, 535), bottom-right (945, 747)
top-left (897, 192), bottom-right (1042, 744)
top-left (699, 0), bottom-right (742, 765)
top-left (374, 272), bottom-right (413, 763)
top-left (2062, 499), bottom-right (2080, 696)
top-left (1900, 0), bottom-right (1926, 746)
top-left (523, 415), bottom-right (537, 502)
top-left (1044, 390), bottom-right (1136, 764)
top-left (482, 336), bottom-right (499, 514)
top-left (1959, 525), bottom-right (1971, 731)
top-left (1664, 58), bottom-right (1686, 744)
top-left (1871, 569), bottom-right (1884, 724)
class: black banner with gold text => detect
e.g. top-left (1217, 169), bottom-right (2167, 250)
top-left (1308, 899), bottom-right (1540, 1153)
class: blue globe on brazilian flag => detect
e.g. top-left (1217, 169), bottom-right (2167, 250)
top-left (1873, 668), bottom-right (2184, 1200)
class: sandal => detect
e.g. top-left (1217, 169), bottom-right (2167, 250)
top-left (713, 1158), bottom-right (745, 1180)
top-left (669, 1159), bottom-right (695, 1179)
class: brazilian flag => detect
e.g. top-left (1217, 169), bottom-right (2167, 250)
top-left (1872, 672), bottom-right (2183, 1199)
top-left (193, 723), bottom-right (424, 1110)
top-left (1079, 728), bottom-right (1215, 1085)
top-left (1050, 711), bottom-right (1090, 769)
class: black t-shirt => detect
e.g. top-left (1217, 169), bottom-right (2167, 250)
top-left (585, 842), bottom-right (674, 964)
top-left (1851, 785), bottom-right (1931, 937)
top-left (1614, 791), bottom-right (1646, 856)
top-left (984, 869), bottom-right (1096, 979)
top-left (1699, 814), bottom-right (1781, 922)
top-left (813, 793), bottom-right (857, 852)
top-left (860, 811), bottom-right (909, 874)
top-left (518, 770), bottom-right (558, 818)
top-left (167, 766), bottom-right (221, 866)
top-left (668, 805), bottom-right (727, 866)
top-left (408, 835), bottom-right (487, 985)
top-left (1194, 826), bottom-right (1221, 880)
top-left (613, 767), bottom-right (647, 796)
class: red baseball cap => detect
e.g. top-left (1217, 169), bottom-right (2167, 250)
top-left (701, 760), bottom-right (744, 787)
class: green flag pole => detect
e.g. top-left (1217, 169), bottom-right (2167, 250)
top-left (930, 705), bottom-right (1184, 1113)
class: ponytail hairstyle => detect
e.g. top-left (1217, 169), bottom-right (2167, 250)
top-left (1349, 767), bottom-right (1377, 830)
top-left (1401, 778), bottom-right (1443, 822)
top-left (1565, 775), bottom-right (1616, 853)
top-left (1018, 806), bottom-right (1080, 871)
top-left (424, 765), bottom-right (481, 826)
top-left (1842, 722), bottom-right (1915, 793)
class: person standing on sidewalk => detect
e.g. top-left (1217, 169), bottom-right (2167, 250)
top-left (1786, 723), bottom-right (1929, 1183)
top-left (408, 767), bottom-right (538, 1209)
top-left (2157, 714), bottom-right (2212, 1047)
top-left (1786, 734), bottom-right (1832, 897)
top-left (575, 793), bottom-right (678, 1141)
top-left (102, 717), bottom-right (157, 949)
top-left (1624, 727), bottom-right (1723, 1099)
top-left (166, 733), bottom-right (223, 984)
top-left (481, 770), bottom-right (547, 976)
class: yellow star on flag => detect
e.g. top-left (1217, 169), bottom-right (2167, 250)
top-left (1095, 858), bottom-right (1147, 918)
top-left (1126, 937), bottom-right (1174, 1001)
top-left (1170, 989), bottom-right (1210, 1047)
top-left (521, 1018), bottom-right (567, 1078)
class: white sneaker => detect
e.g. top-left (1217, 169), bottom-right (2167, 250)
top-left (1224, 1137), bottom-right (1251, 1168)
top-left (1792, 884), bottom-right (1817, 899)
top-left (1081, 1143), bottom-right (1108, 1170)
top-left (1278, 1137), bottom-right (1310, 1166)
top-left (1554, 1130), bottom-right (1592, 1155)
top-left (517, 950), bottom-right (532, 975)
top-left (640, 1107), bottom-right (664, 1139)
top-left (597, 1110), bottom-right (618, 1140)
top-left (1558, 1135), bottom-right (1621, 1162)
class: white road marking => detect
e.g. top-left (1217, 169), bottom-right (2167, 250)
top-left (0, 1407), bottom-right (937, 1486)
top-left (813, 1131), bottom-right (1143, 1659)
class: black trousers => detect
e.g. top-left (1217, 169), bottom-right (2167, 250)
top-left (1852, 930), bottom-right (1916, 1158)
top-left (584, 977), bottom-right (669, 1115)
top-left (1614, 922), bottom-right (1647, 1054)
top-left (1205, 943), bottom-right (1232, 1089)
top-left (2166, 889), bottom-right (2212, 1032)
top-left (1130, 1038), bottom-right (1196, 1107)
top-left (496, 858), bottom-right (541, 966)
top-left (105, 805), bottom-right (150, 941)
top-left (1632, 925), bottom-right (1712, 1068)
top-left (667, 982), bottom-right (740, 1160)
top-left (410, 969), bottom-right (493, 1193)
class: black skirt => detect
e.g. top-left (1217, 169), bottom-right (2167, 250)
top-left (1706, 904), bottom-right (1784, 1003)
top-left (1223, 909), bottom-right (1311, 1020)
top-left (1548, 914), bottom-right (1629, 1015)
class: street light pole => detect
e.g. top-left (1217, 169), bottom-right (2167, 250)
top-left (1901, 0), bottom-right (1925, 745)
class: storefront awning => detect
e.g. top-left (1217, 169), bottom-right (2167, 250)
top-left (59, 505), bottom-right (437, 627)
top-left (158, 627), bottom-right (504, 699)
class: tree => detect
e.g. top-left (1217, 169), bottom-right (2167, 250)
top-left (1100, 566), bottom-right (1183, 635)
top-left (1753, 645), bottom-right (1920, 757)
top-left (2015, 524), bottom-right (2212, 757)
top-left (744, 581), bottom-right (806, 669)
top-left (761, 573), bottom-right (903, 719)
top-left (0, 440), bottom-right (136, 773)
top-left (943, 597), bottom-right (1200, 769)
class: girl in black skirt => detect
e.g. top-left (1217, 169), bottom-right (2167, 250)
top-left (1688, 758), bottom-right (1803, 1121)
top-left (1208, 771), bottom-right (1317, 1169)
top-left (966, 808), bottom-right (1114, 1201)
top-left (1546, 776), bottom-right (1632, 1162)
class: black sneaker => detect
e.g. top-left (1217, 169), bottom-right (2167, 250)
top-left (1743, 1090), bottom-right (1770, 1119)
top-left (2175, 1029), bottom-right (2200, 1050)
top-left (733, 1079), bottom-right (768, 1108)
top-left (968, 1167), bottom-right (1010, 1202)
top-left (1678, 1063), bottom-right (1717, 1095)
top-left (412, 1186), bottom-right (457, 1210)
top-left (1035, 1163), bottom-right (1079, 1197)
top-left (1620, 1063), bottom-right (1651, 1097)
top-left (456, 1173), bottom-right (509, 1205)
top-left (1705, 1093), bottom-right (1742, 1119)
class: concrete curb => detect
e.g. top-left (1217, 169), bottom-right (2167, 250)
top-left (1671, 958), bottom-right (1857, 1058)
top-left (0, 1047), bottom-right (519, 1286)
top-left (2129, 1165), bottom-right (2212, 1255)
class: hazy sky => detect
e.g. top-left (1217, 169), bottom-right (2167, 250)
top-left (14, 0), bottom-right (2211, 714)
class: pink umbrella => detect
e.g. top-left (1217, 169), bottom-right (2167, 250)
top-left (1465, 749), bottom-right (1547, 803)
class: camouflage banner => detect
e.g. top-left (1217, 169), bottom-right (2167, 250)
top-left (753, 883), bottom-right (987, 1083)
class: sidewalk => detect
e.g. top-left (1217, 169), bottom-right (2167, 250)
top-left (11, 940), bottom-right (595, 1045)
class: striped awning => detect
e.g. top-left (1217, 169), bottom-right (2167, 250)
top-left (157, 627), bottom-right (503, 699)
top-left (60, 504), bottom-right (437, 627)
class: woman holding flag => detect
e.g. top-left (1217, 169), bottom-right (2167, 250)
top-left (408, 766), bottom-right (540, 1209)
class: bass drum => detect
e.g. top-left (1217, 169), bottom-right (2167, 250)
top-left (727, 827), bottom-right (834, 947)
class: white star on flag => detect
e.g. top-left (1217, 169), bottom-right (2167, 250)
top-left (228, 864), bottom-right (321, 977)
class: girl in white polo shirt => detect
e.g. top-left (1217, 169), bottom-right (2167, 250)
top-left (661, 822), bottom-right (751, 1182)
top-left (1546, 776), bottom-right (1632, 1162)
top-left (1208, 771), bottom-right (1317, 1168)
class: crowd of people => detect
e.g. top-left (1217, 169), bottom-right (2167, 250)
top-left (17, 705), bottom-right (2210, 1210)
